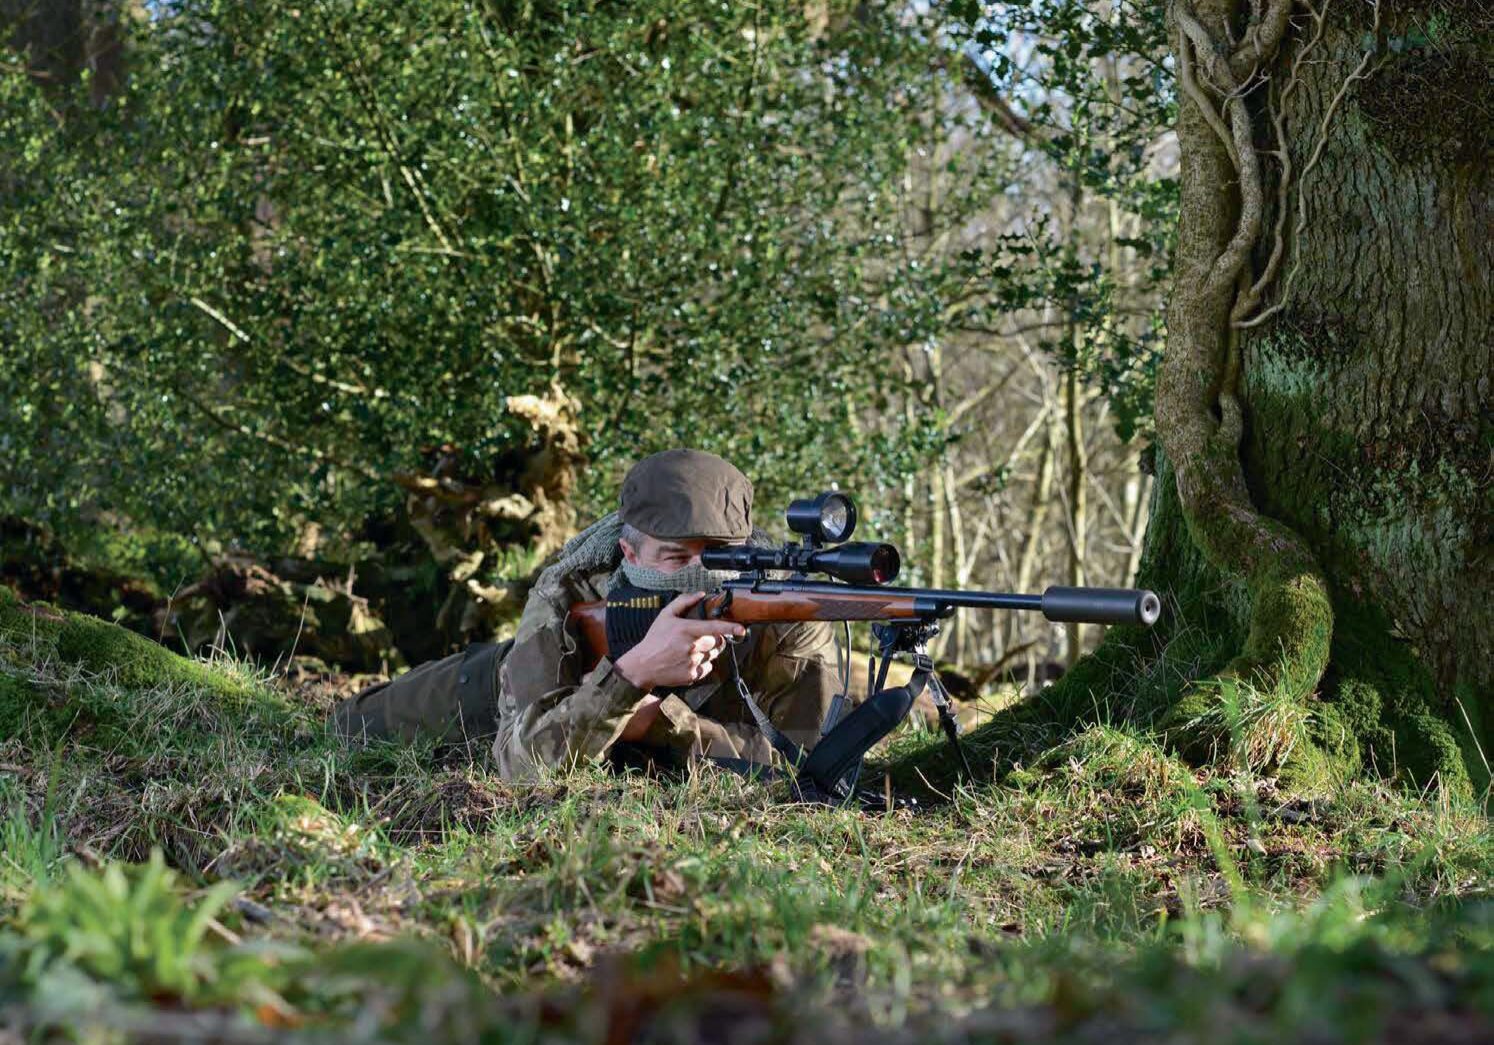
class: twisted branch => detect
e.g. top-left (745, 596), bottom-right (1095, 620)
top-left (1231, 0), bottom-right (1295, 81)
top-left (1177, 31), bottom-right (1240, 168)
top-left (1158, 0), bottom-right (1332, 713)
top-left (1231, 0), bottom-right (1329, 324)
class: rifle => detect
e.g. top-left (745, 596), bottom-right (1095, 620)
top-left (572, 492), bottom-right (1160, 801)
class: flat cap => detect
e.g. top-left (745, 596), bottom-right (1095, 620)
top-left (620, 449), bottom-right (753, 540)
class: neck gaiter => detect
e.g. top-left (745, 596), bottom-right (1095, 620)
top-left (620, 559), bottom-right (739, 593)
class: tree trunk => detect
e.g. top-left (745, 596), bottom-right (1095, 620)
top-left (903, 0), bottom-right (1490, 796)
top-left (1228, 1), bottom-right (1492, 791)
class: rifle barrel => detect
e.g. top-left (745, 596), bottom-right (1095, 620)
top-left (725, 580), bottom-right (1159, 626)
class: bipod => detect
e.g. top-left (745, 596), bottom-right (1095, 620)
top-left (870, 622), bottom-right (974, 783)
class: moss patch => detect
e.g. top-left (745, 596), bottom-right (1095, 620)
top-left (0, 585), bottom-right (297, 757)
top-left (0, 584), bottom-right (257, 706)
top-left (1256, 306), bottom-right (1365, 368)
top-left (1319, 596), bottom-right (1477, 796)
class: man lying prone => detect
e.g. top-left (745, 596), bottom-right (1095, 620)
top-left (331, 449), bottom-right (841, 779)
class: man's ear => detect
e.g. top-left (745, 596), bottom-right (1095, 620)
top-left (619, 536), bottom-right (639, 565)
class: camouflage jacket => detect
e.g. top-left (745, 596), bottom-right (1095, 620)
top-left (491, 563), bottom-right (842, 780)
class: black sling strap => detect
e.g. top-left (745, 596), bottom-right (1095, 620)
top-left (724, 638), bottom-right (807, 770)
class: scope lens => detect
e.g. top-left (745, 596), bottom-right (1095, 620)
top-left (869, 544), bottom-right (899, 584)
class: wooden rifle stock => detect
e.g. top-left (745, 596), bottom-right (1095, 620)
top-left (569, 588), bottom-right (922, 672)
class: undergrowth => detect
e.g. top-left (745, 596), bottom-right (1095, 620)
top-left (0, 598), bottom-right (1489, 1042)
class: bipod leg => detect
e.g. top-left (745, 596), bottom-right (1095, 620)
top-left (915, 653), bottom-right (974, 783)
top-left (935, 683), bottom-right (974, 782)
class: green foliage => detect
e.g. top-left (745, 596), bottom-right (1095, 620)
top-left (0, 766), bottom-right (62, 900)
top-left (0, 0), bottom-right (960, 550)
top-left (2, 0), bottom-right (1176, 571)
top-left (7, 850), bottom-right (255, 1004)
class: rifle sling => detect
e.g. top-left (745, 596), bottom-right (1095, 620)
top-left (725, 639), bottom-right (807, 770)
top-left (799, 665), bottom-right (929, 793)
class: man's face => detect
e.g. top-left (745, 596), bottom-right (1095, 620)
top-left (619, 534), bottom-right (742, 573)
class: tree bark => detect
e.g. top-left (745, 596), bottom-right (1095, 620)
top-left (1228, 0), bottom-right (1492, 790)
top-left (1240, 9), bottom-right (1491, 686)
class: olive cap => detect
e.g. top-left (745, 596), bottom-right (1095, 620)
top-left (619, 449), bottom-right (753, 540)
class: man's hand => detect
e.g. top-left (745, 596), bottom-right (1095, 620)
top-left (613, 591), bottom-right (744, 693)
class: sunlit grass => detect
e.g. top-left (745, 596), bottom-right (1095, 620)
top-left (1, 625), bottom-right (1489, 1042)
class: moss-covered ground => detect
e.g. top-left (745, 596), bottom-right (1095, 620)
top-left (1, 594), bottom-right (1490, 1043)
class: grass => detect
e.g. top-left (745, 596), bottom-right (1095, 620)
top-left (0, 600), bottom-right (1490, 1042)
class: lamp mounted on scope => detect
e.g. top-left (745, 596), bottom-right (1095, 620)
top-left (700, 491), bottom-right (901, 585)
top-left (786, 491), bottom-right (857, 547)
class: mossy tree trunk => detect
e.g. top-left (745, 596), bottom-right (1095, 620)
top-left (1222, 0), bottom-right (1492, 792)
top-left (907, 1), bottom-right (1490, 796)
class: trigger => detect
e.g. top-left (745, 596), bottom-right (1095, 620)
top-left (709, 592), bottom-right (744, 642)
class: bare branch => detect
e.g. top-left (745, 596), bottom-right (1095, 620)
top-left (188, 295), bottom-right (370, 396)
top-left (958, 50), bottom-right (1035, 141)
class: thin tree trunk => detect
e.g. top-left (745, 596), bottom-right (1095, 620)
top-left (1123, 466), bottom-right (1151, 586)
top-left (1063, 366), bottom-right (1088, 667)
top-left (930, 462), bottom-right (946, 592)
top-left (942, 457), bottom-right (968, 664)
top-left (1014, 403), bottom-right (1059, 688)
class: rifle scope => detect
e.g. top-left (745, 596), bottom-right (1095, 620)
top-left (700, 541), bottom-right (901, 585)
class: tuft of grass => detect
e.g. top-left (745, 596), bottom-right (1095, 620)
top-left (2, 847), bottom-right (307, 1039)
top-left (1165, 673), bottom-right (1315, 775)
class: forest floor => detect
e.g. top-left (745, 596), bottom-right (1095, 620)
top-left (0, 608), bottom-right (1490, 1043)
